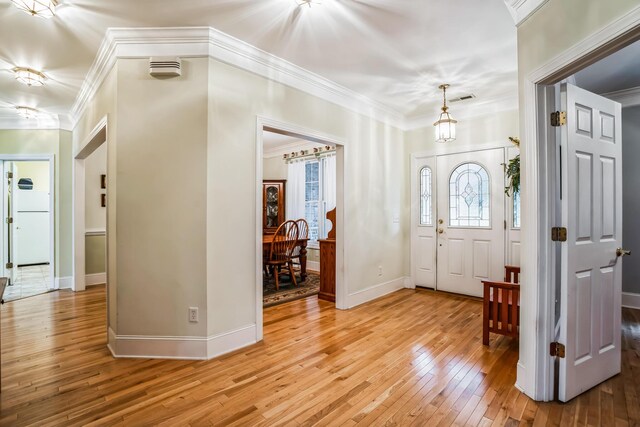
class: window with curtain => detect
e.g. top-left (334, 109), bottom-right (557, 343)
top-left (287, 154), bottom-right (336, 245)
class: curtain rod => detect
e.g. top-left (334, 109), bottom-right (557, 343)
top-left (283, 146), bottom-right (335, 162)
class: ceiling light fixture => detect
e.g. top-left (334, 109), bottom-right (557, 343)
top-left (15, 106), bottom-right (39, 119)
top-left (11, 0), bottom-right (58, 18)
top-left (434, 84), bottom-right (457, 143)
top-left (13, 67), bottom-right (47, 86)
top-left (296, 0), bottom-right (321, 7)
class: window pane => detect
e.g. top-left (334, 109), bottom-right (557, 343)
top-left (419, 167), bottom-right (432, 226)
top-left (449, 162), bottom-right (491, 227)
top-left (304, 161), bottom-right (320, 241)
top-left (513, 190), bottom-right (521, 229)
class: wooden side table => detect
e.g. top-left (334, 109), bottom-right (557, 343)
top-left (319, 239), bottom-right (336, 302)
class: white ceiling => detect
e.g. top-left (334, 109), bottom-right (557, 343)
top-left (0, 0), bottom-right (518, 128)
top-left (574, 40), bottom-right (640, 95)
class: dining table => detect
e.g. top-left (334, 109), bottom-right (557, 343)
top-left (262, 235), bottom-right (308, 281)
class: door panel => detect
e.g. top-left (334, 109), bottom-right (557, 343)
top-left (412, 157), bottom-right (436, 288)
top-left (559, 83), bottom-right (622, 402)
top-left (436, 149), bottom-right (505, 297)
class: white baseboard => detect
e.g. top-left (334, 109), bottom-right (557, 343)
top-left (85, 272), bottom-right (106, 286)
top-left (622, 292), bottom-right (640, 310)
top-left (207, 324), bottom-right (257, 359)
top-left (346, 276), bottom-right (406, 308)
top-left (55, 276), bottom-right (73, 290)
top-left (515, 362), bottom-right (527, 394)
top-left (404, 276), bottom-right (415, 289)
top-left (306, 261), bottom-right (320, 272)
top-left (108, 324), bottom-right (257, 360)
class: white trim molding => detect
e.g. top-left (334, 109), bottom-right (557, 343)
top-left (71, 27), bottom-right (405, 130)
top-left (56, 276), bottom-right (73, 290)
top-left (85, 273), bottom-right (106, 286)
top-left (85, 229), bottom-right (106, 236)
top-left (346, 277), bottom-right (406, 309)
top-left (503, 0), bottom-right (550, 26)
top-left (622, 292), bottom-right (640, 310)
top-left (603, 86), bottom-right (640, 108)
top-left (107, 324), bottom-right (257, 360)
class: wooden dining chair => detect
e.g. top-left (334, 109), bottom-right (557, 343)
top-left (291, 218), bottom-right (309, 271)
top-left (264, 220), bottom-right (299, 290)
top-left (482, 265), bottom-right (521, 346)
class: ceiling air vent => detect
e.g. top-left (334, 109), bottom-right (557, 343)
top-left (449, 94), bottom-right (476, 103)
top-left (149, 57), bottom-right (182, 77)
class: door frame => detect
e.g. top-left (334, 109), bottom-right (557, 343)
top-left (255, 116), bottom-right (347, 341)
top-left (520, 11), bottom-right (640, 401)
top-left (0, 154), bottom-right (55, 291)
top-left (409, 142), bottom-right (512, 290)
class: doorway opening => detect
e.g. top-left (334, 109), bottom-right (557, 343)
top-left (522, 20), bottom-right (640, 401)
top-left (1, 158), bottom-right (54, 301)
top-left (255, 118), bottom-right (345, 341)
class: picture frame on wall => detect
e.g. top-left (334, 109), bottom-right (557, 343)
top-left (101, 174), bottom-right (106, 189)
top-left (101, 194), bottom-right (106, 207)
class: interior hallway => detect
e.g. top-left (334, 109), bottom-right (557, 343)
top-left (0, 287), bottom-right (638, 426)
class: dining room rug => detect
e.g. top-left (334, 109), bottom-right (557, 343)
top-left (263, 271), bottom-right (319, 308)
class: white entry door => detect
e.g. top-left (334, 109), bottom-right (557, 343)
top-left (558, 83), bottom-right (623, 402)
top-left (412, 156), bottom-right (437, 288)
top-left (436, 149), bottom-right (505, 297)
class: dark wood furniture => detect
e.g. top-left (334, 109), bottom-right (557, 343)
top-left (263, 180), bottom-right (286, 234)
top-left (262, 235), bottom-right (308, 281)
top-left (482, 266), bottom-right (521, 346)
top-left (264, 221), bottom-right (299, 290)
top-left (319, 208), bottom-right (336, 302)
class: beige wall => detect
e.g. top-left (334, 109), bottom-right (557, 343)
top-left (263, 156), bottom-right (287, 181)
top-left (16, 161), bottom-right (49, 192)
top-left (85, 234), bottom-right (106, 274)
top-left (0, 129), bottom-right (72, 278)
top-left (84, 142), bottom-right (107, 232)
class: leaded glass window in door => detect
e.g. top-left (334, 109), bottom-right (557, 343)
top-left (419, 167), bottom-right (433, 226)
top-left (449, 163), bottom-right (490, 227)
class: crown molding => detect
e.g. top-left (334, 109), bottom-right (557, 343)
top-left (70, 26), bottom-right (406, 130)
top-left (603, 85), bottom-right (640, 108)
top-left (503, 0), bottom-right (550, 26)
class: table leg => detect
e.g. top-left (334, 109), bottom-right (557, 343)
top-left (300, 242), bottom-right (307, 281)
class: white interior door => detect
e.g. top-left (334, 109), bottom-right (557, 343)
top-left (436, 149), bottom-right (505, 297)
top-left (558, 83), bottom-right (623, 402)
top-left (412, 156), bottom-right (437, 288)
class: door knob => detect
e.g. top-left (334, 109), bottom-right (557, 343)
top-left (616, 248), bottom-right (631, 257)
top-left (437, 228), bottom-right (444, 234)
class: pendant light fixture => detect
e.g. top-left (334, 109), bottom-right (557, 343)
top-left (11, 0), bottom-right (58, 18)
top-left (13, 67), bottom-right (47, 86)
top-left (434, 84), bottom-right (457, 143)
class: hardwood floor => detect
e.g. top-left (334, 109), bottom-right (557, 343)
top-left (1, 286), bottom-right (639, 426)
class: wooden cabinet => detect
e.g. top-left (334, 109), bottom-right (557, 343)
top-left (263, 180), bottom-right (286, 234)
top-left (319, 207), bottom-right (336, 302)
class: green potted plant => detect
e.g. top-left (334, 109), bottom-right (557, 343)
top-left (504, 137), bottom-right (520, 196)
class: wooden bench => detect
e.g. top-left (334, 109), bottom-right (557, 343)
top-left (482, 266), bottom-right (520, 346)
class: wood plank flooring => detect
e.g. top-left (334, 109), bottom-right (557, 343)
top-left (0, 286), bottom-right (639, 426)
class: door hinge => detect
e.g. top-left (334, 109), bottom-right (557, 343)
top-left (551, 227), bottom-right (567, 242)
top-left (551, 111), bottom-right (567, 127)
top-left (5, 262), bottom-right (12, 269)
top-left (550, 342), bottom-right (566, 358)
top-left (6, 172), bottom-right (12, 179)
top-left (6, 217), bottom-right (13, 224)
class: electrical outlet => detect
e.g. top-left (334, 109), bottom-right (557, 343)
top-left (378, 266), bottom-right (383, 276)
top-left (188, 307), bottom-right (199, 323)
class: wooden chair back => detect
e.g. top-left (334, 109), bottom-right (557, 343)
top-left (269, 220), bottom-right (299, 262)
top-left (504, 265), bottom-right (520, 283)
top-left (292, 219), bottom-right (309, 258)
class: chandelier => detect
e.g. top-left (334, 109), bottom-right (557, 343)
top-left (11, 0), bottom-right (58, 18)
top-left (13, 67), bottom-right (47, 86)
top-left (433, 84), bottom-right (457, 143)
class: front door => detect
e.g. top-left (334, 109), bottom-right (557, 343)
top-left (558, 83), bottom-right (623, 402)
top-left (435, 149), bottom-right (506, 297)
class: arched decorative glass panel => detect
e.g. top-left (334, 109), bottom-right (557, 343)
top-left (513, 190), bottom-right (521, 229)
top-left (449, 163), bottom-right (490, 227)
top-left (419, 167), bottom-right (433, 226)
